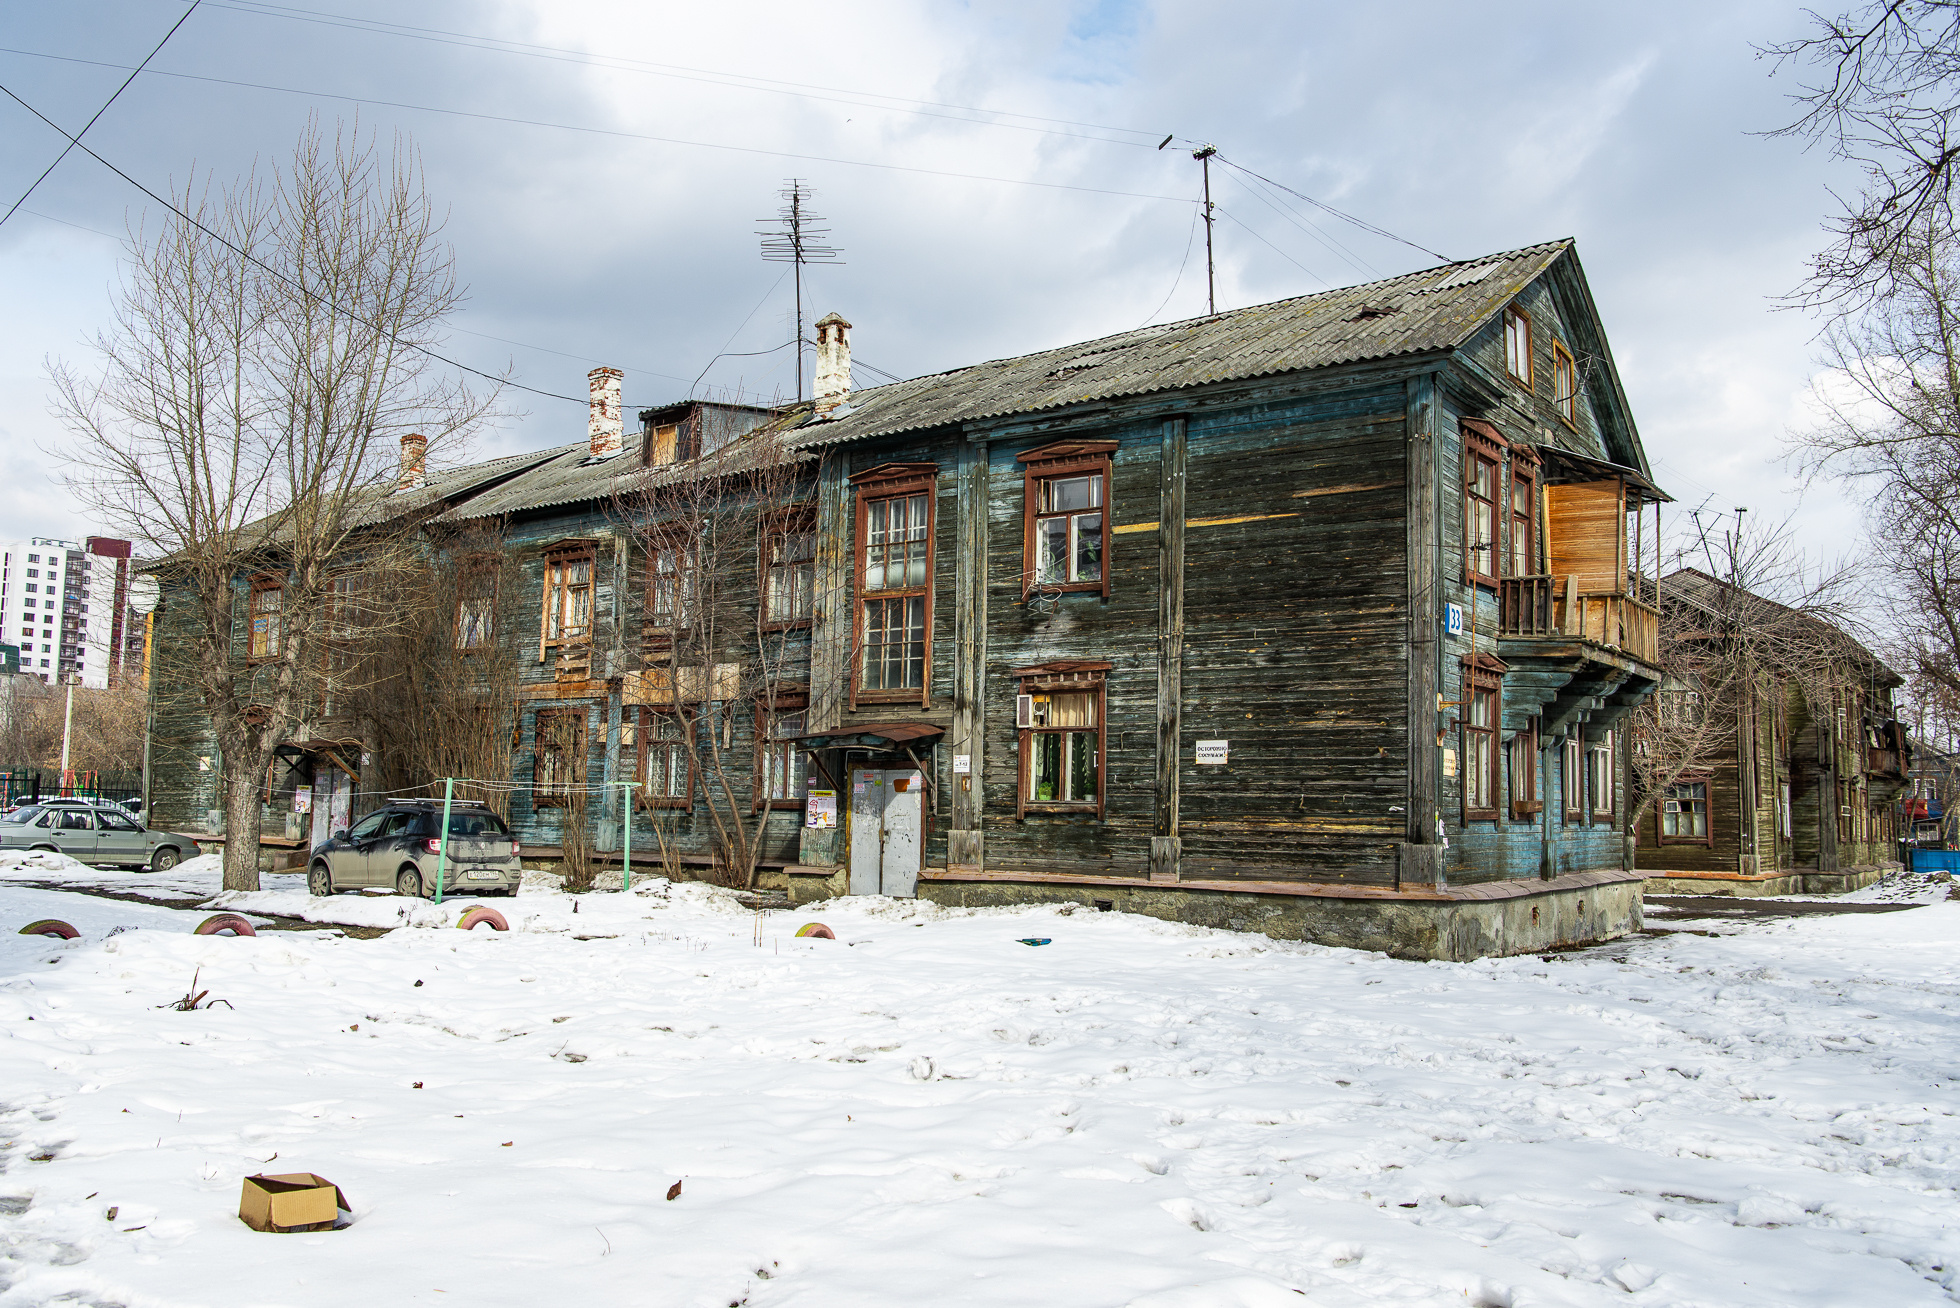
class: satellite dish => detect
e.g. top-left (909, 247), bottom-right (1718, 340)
top-left (128, 575), bottom-right (161, 615)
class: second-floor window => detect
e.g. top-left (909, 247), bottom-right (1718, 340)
top-left (762, 516), bottom-right (814, 626)
top-left (644, 534), bottom-right (697, 633)
top-left (248, 576), bottom-right (283, 660)
top-left (853, 465), bottom-right (936, 702)
top-left (1551, 342), bottom-right (1577, 426)
top-left (1020, 440), bottom-right (1116, 600)
top-left (541, 542), bottom-right (596, 654)
top-left (1508, 458), bottom-right (1535, 577)
top-left (1465, 438), bottom-right (1501, 587)
top-left (456, 558), bottom-right (497, 649)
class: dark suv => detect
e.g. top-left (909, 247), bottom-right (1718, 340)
top-left (308, 801), bottom-right (521, 898)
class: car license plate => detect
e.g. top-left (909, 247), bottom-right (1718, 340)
top-left (466, 870), bottom-right (500, 881)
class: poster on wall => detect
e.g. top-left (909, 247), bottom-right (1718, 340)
top-left (292, 786), bottom-right (312, 814)
top-left (806, 789), bottom-right (837, 829)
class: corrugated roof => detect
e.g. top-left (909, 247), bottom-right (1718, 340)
top-left (801, 240), bottom-right (1572, 445)
top-left (1660, 567), bottom-right (1899, 685)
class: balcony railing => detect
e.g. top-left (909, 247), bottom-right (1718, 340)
top-left (1498, 574), bottom-right (1659, 665)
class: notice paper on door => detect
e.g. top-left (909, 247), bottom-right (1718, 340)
top-left (806, 790), bottom-right (837, 829)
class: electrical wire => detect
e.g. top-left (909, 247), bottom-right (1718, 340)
top-left (202, 0), bottom-right (1178, 148)
top-left (0, 1), bottom-right (201, 231)
top-left (1213, 204), bottom-right (1328, 288)
top-left (1221, 166), bottom-right (1378, 280)
top-left (0, 75), bottom-right (594, 406)
top-left (1213, 153), bottom-right (1453, 264)
top-left (1138, 195), bottom-right (1202, 328)
top-left (0, 47), bottom-right (1198, 206)
top-left (690, 269), bottom-right (791, 398)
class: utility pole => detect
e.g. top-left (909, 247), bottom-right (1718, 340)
top-left (1193, 145), bottom-right (1218, 316)
top-left (758, 180), bottom-right (843, 401)
top-left (59, 673), bottom-right (74, 784)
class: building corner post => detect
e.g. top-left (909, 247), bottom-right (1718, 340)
top-left (1151, 415), bottom-right (1188, 883)
top-left (1401, 371), bottom-right (1445, 888)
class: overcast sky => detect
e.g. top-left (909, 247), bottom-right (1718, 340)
top-left (0, 0), bottom-right (1866, 572)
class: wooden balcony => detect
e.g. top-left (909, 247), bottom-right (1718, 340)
top-left (1499, 574), bottom-right (1659, 666)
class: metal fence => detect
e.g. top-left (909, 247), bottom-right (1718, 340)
top-left (0, 769), bottom-right (144, 808)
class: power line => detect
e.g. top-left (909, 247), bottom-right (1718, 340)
top-left (1221, 166), bottom-right (1378, 281)
top-left (202, 0), bottom-right (1177, 148)
top-left (0, 2), bottom-right (201, 231)
top-left (0, 77), bottom-right (582, 406)
top-left (1212, 153), bottom-right (1453, 265)
top-left (1138, 193), bottom-right (1202, 328)
top-left (0, 46), bottom-right (1199, 207)
top-left (1214, 205), bottom-right (1328, 289)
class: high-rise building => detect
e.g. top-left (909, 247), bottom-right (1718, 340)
top-left (0, 537), bottom-right (140, 688)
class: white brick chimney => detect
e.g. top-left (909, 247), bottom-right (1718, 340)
top-left (398, 432), bottom-right (427, 490)
top-left (588, 366), bottom-right (624, 457)
top-left (812, 313), bottom-right (852, 416)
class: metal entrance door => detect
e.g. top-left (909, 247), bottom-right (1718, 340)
top-left (848, 767), bottom-right (923, 897)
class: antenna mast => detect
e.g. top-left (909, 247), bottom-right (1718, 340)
top-left (1193, 145), bottom-right (1218, 315)
top-left (758, 179), bottom-right (843, 401)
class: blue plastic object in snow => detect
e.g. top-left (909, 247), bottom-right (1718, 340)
top-left (1017, 938), bottom-right (1052, 947)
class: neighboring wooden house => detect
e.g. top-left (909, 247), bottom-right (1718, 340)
top-left (1636, 568), bottom-right (1908, 896)
top-left (149, 239), bottom-right (1674, 958)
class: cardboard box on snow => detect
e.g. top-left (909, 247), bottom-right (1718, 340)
top-left (238, 1173), bottom-right (349, 1233)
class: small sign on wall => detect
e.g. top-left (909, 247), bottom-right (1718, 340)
top-left (1195, 740), bottom-right (1229, 766)
top-left (952, 754), bottom-right (972, 774)
top-left (1442, 748), bottom-right (1458, 778)
top-left (1444, 602), bottom-right (1465, 636)
top-left (806, 789), bottom-right (837, 829)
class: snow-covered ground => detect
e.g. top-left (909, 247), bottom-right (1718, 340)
top-left (1, 856), bottom-right (1957, 1307)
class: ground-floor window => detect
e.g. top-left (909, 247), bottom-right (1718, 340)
top-left (1463, 659), bottom-right (1503, 821)
top-left (1660, 777), bottom-right (1710, 843)
top-left (1588, 729), bottom-right (1616, 820)
top-left (627, 707), bottom-right (692, 808)
top-left (1563, 734), bottom-right (1584, 822)
top-left (1508, 718), bottom-right (1540, 820)
top-left (533, 707), bottom-right (587, 807)
top-left (1014, 661), bottom-right (1109, 817)
top-left (755, 701), bottom-right (807, 808)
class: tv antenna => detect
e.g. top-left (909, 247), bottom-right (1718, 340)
top-left (758, 179), bottom-right (843, 400)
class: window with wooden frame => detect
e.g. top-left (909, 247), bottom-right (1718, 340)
top-left (539, 540), bottom-right (597, 658)
top-left (1509, 716), bottom-right (1541, 819)
top-left (1563, 732), bottom-right (1585, 823)
top-left (1503, 306), bottom-right (1532, 388)
top-left (247, 574), bottom-right (283, 661)
top-left (760, 512), bottom-right (815, 627)
top-left (1013, 662), bottom-right (1108, 817)
top-left (455, 556), bottom-right (498, 650)
top-left (1019, 440), bottom-right (1116, 600)
top-left (1462, 656), bottom-right (1503, 821)
top-left (532, 707), bottom-right (587, 808)
top-left (1507, 448), bottom-right (1537, 578)
top-left (318, 573), bottom-right (366, 717)
top-left (1659, 776), bottom-right (1711, 844)
top-left (647, 421), bottom-right (682, 467)
top-left (851, 464), bottom-right (936, 704)
top-left (1551, 341), bottom-right (1578, 427)
top-left (643, 531), bottom-right (697, 637)
top-left (1464, 428), bottom-right (1503, 587)
top-left (624, 706), bottom-right (692, 808)
top-left (754, 695), bottom-right (808, 809)
top-left (1588, 728), bottom-right (1616, 819)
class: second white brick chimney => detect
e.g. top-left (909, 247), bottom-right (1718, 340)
top-left (398, 432), bottom-right (427, 490)
top-left (588, 366), bottom-right (624, 457)
top-left (812, 313), bottom-right (851, 416)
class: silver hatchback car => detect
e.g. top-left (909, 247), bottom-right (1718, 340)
top-left (308, 801), bottom-right (521, 898)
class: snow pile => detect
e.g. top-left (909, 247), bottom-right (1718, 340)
top-left (1, 887), bottom-right (1957, 1306)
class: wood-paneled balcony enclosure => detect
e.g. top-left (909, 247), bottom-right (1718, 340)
top-left (1500, 574), bottom-right (1659, 665)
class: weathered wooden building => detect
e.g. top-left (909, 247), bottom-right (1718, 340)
top-left (1636, 569), bottom-right (1908, 896)
top-left (149, 240), bottom-right (1674, 958)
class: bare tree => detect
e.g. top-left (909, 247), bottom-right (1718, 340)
top-left (50, 119), bottom-right (494, 891)
top-left (1631, 515), bottom-right (1870, 828)
top-left (617, 426), bottom-right (818, 890)
top-left (1765, 2), bottom-right (1960, 310)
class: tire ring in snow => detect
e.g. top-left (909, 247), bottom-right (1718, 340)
top-left (18, 919), bottom-right (78, 939)
top-left (455, 907), bottom-right (508, 931)
top-left (794, 922), bottom-right (835, 939)
top-left (194, 913), bottom-right (257, 937)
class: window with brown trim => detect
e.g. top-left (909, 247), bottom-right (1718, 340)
top-left (1013, 662), bottom-right (1108, 817)
top-left (1551, 341), bottom-right (1577, 427)
top-left (540, 541), bottom-right (596, 658)
top-left (1019, 440), bottom-right (1116, 600)
top-left (1503, 306), bottom-right (1532, 388)
top-left (248, 575), bottom-right (283, 661)
top-left (643, 532), bottom-right (697, 635)
top-left (1659, 777), bottom-right (1710, 844)
top-left (761, 513), bottom-right (815, 627)
top-left (1507, 455), bottom-right (1536, 578)
top-left (1588, 729), bottom-right (1616, 819)
top-left (625, 707), bottom-right (692, 808)
top-left (456, 557), bottom-right (498, 649)
top-left (1464, 437), bottom-right (1501, 587)
top-left (1509, 716), bottom-right (1540, 819)
top-left (533, 707), bottom-right (587, 807)
top-left (754, 697), bottom-right (807, 809)
top-left (851, 464), bottom-right (936, 704)
top-left (1462, 659), bottom-right (1502, 820)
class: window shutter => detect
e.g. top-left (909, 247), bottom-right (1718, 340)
top-left (1016, 694), bottom-right (1033, 729)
